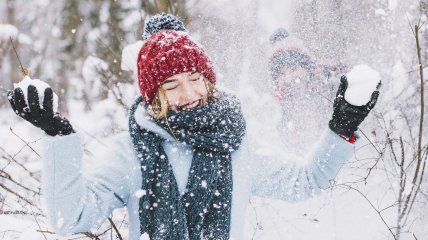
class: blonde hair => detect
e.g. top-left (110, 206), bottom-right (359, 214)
top-left (147, 77), bottom-right (218, 119)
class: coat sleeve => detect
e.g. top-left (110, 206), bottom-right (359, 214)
top-left (42, 132), bottom-right (133, 235)
top-left (251, 129), bottom-right (355, 202)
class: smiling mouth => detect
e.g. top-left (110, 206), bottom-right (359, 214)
top-left (179, 99), bottom-right (201, 110)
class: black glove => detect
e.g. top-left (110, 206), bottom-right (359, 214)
top-left (329, 76), bottom-right (380, 139)
top-left (8, 85), bottom-right (75, 136)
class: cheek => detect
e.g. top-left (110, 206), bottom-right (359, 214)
top-left (277, 74), bottom-right (291, 87)
top-left (195, 81), bottom-right (209, 97)
top-left (164, 91), bottom-right (180, 105)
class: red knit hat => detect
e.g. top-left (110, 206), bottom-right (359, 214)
top-left (137, 30), bottom-right (216, 104)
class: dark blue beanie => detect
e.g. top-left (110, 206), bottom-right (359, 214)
top-left (269, 49), bottom-right (316, 90)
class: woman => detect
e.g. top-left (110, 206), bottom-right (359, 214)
top-left (268, 27), bottom-right (348, 155)
top-left (8, 14), bottom-right (379, 240)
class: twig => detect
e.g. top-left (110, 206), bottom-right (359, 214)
top-left (96, 38), bottom-right (122, 62)
top-left (388, 135), bottom-right (400, 167)
top-left (364, 156), bottom-right (382, 185)
top-left (398, 137), bottom-right (406, 216)
top-left (96, 37), bottom-right (135, 78)
top-left (395, 136), bottom-right (406, 236)
top-left (337, 184), bottom-right (397, 240)
top-left (248, 199), bottom-right (263, 240)
top-left (358, 127), bottom-right (382, 155)
top-left (9, 127), bottom-right (41, 158)
top-left (9, 37), bottom-right (28, 76)
top-left (0, 210), bottom-right (43, 216)
top-left (399, 106), bottom-right (416, 147)
top-left (97, 68), bottom-right (129, 111)
top-left (0, 169), bottom-right (40, 195)
top-left (0, 146), bottom-right (39, 181)
top-left (118, 213), bottom-right (127, 230)
top-left (108, 217), bottom-right (124, 240)
top-left (29, 204), bottom-right (48, 240)
top-left (12, 137), bottom-right (42, 159)
top-left (397, 23), bottom-right (427, 230)
top-left (413, 24), bottom-right (424, 185)
top-left (36, 230), bottom-right (56, 235)
top-left (0, 182), bottom-right (39, 211)
top-left (406, 14), bottom-right (416, 37)
top-left (313, 89), bottom-right (334, 104)
top-left (404, 152), bottom-right (427, 226)
top-left (106, 19), bottom-right (125, 50)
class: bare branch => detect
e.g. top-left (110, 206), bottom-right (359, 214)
top-left (337, 184), bottom-right (397, 240)
top-left (0, 182), bottom-right (41, 213)
top-left (412, 24), bottom-right (425, 185)
top-left (0, 146), bottom-right (39, 181)
top-left (9, 37), bottom-right (29, 76)
top-left (9, 128), bottom-right (41, 158)
top-left (108, 217), bottom-right (124, 240)
top-left (29, 205), bottom-right (48, 240)
top-left (0, 169), bottom-right (40, 195)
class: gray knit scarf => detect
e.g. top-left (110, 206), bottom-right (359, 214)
top-left (128, 92), bottom-right (246, 240)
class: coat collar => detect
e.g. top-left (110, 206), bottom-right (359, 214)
top-left (133, 103), bottom-right (175, 142)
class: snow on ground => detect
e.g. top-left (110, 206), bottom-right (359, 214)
top-left (0, 215), bottom-right (47, 240)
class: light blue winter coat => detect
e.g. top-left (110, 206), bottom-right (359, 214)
top-left (42, 103), bottom-right (355, 240)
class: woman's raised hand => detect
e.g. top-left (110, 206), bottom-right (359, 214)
top-left (8, 81), bottom-right (75, 136)
top-left (328, 75), bottom-right (380, 139)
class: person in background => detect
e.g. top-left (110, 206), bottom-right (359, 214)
top-left (268, 27), bottom-right (348, 155)
top-left (7, 14), bottom-right (379, 240)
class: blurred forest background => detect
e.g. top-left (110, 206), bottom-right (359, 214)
top-left (0, 0), bottom-right (428, 239)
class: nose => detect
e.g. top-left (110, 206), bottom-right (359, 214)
top-left (180, 81), bottom-right (197, 102)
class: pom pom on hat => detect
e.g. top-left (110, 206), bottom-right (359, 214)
top-left (143, 13), bottom-right (187, 40)
top-left (269, 27), bottom-right (289, 45)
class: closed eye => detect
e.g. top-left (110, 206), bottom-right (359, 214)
top-left (190, 75), bottom-right (203, 82)
top-left (164, 85), bottom-right (178, 90)
top-left (163, 79), bottom-right (179, 90)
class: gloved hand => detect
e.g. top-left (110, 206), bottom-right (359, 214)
top-left (329, 76), bottom-right (380, 139)
top-left (8, 85), bottom-right (75, 136)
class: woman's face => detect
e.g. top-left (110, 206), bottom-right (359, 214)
top-left (278, 66), bottom-right (309, 91)
top-left (162, 71), bottom-right (209, 111)
top-left (275, 65), bottom-right (310, 99)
